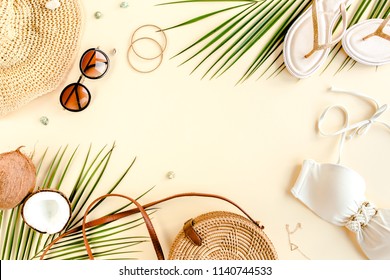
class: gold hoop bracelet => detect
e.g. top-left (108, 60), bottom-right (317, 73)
top-left (127, 37), bottom-right (164, 73)
top-left (130, 24), bottom-right (167, 60)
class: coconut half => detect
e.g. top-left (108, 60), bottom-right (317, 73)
top-left (0, 147), bottom-right (36, 209)
top-left (22, 189), bottom-right (71, 234)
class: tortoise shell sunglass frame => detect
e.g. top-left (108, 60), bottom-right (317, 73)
top-left (60, 47), bottom-right (110, 112)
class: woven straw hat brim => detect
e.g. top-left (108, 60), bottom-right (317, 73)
top-left (169, 211), bottom-right (278, 260)
top-left (0, 0), bottom-right (83, 117)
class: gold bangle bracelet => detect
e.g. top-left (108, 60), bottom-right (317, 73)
top-left (127, 37), bottom-right (164, 73)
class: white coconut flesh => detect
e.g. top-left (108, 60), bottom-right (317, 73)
top-left (22, 191), bottom-right (71, 234)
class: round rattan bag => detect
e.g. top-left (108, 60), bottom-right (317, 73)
top-left (168, 211), bottom-right (278, 260)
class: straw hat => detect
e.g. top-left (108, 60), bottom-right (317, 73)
top-left (0, 0), bottom-right (83, 117)
top-left (169, 211), bottom-right (278, 260)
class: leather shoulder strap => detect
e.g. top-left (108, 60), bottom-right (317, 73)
top-left (81, 193), bottom-right (164, 260)
top-left (40, 192), bottom-right (261, 260)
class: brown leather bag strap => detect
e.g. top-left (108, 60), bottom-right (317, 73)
top-left (40, 192), bottom-right (260, 259)
top-left (40, 193), bottom-right (165, 260)
top-left (81, 193), bottom-right (164, 260)
top-left (90, 192), bottom-right (261, 228)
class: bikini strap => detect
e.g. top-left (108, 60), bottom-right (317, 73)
top-left (317, 86), bottom-right (390, 164)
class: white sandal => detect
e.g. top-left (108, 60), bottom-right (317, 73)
top-left (283, 0), bottom-right (352, 78)
top-left (342, 16), bottom-right (390, 66)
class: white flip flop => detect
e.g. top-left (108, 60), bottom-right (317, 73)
top-left (283, 0), bottom-right (352, 79)
top-left (342, 16), bottom-right (390, 66)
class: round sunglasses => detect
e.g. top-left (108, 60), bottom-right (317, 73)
top-left (60, 48), bottom-right (109, 112)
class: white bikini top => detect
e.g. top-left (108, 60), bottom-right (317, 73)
top-left (291, 87), bottom-right (390, 260)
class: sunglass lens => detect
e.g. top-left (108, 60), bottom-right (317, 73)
top-left (60, 83), bottom-right (91, 112)
top-left (80, 49), bottom-right (109, 79)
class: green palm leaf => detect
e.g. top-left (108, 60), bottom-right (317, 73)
top-left (0, 144), bottom-right (151, 260)
top-left (160, 0), bottom-right (390, 81)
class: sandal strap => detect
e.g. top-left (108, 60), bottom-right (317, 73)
top-left (363, 16), bottom-right (390, 41)
top-left (305, 0), bottom-right (348, 58)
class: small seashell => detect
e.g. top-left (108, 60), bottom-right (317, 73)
top-left (167, 171), bottom-right (176, 179)
top-left (39, 116), bottom-right (49, 126)
top-left (94, 11), bottom-right (103, 19)
top-left (120, 2), bottom-right (129, 8)
top-left (45, 0), bottom-right (60, 11)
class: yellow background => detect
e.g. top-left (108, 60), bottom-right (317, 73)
top-left (1, 0), bottom-right (389, 259)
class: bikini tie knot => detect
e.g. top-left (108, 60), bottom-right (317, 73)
top-left (318, 87), bottom-right (390, 163)
top-left (346, 202), bottom-right (377, 233)
top-left (352, 104), bottom-right (388, 138)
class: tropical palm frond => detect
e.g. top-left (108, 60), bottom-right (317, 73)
top-left (160, 0), bottom-right (390, 81)
top-left (0, 144), bottom-right (151, 260)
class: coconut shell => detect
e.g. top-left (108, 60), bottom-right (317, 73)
top-left (0, 147), bottom-right (36, 209)
top-left (21, 189), bottom-right (72, 234)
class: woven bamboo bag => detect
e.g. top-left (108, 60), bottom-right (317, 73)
top-left (40, 193), bottom-right (278, 260)
top-left (169, 210), bottom-right (277, 260)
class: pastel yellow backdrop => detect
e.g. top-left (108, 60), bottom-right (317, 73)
top-left (1, 0), bottom-right (389, 260)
